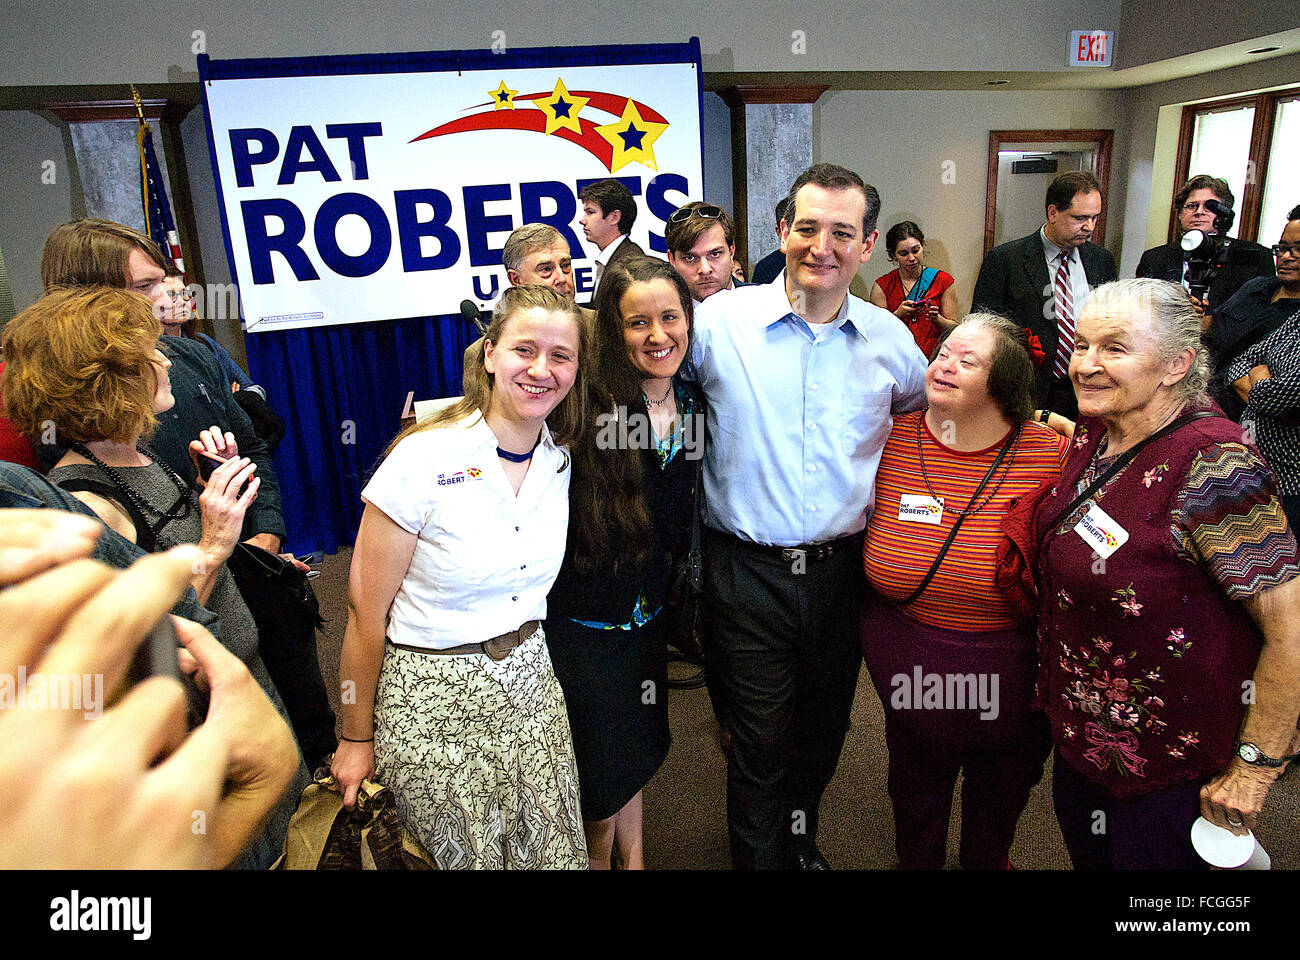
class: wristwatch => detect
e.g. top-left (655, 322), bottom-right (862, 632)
top-left (1038, 409), bottom-right (1052, 425)
top-left (1235, 740), bottom-right (1300, 767)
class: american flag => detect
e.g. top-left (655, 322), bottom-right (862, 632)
top-left (136, 120), bottom-right (186, 279)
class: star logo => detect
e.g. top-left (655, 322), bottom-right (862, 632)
top-left (595, 99), bottom-right (668, 172)
top-left (489, 80), bottom-right (517, 110)
top-left (536, 78), bottom-right (589, 136)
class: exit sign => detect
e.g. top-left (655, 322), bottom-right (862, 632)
top-left (1069, 30), bottom-right (1114, 67)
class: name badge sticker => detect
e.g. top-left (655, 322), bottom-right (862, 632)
top-left (1074, 502), bottom-right (1129, 559)
top-left (899, 494), bottom-right (944, 525)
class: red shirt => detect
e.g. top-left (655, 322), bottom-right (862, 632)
top-left (865, 412), bottom-right (1068, 630)
top-left (0, 362), bottom-right (42, 471)
top-left (876, 268), bottom-right (955, 357)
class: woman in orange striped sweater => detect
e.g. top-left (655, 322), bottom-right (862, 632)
top-left (861, 313), bottom-right (1068, 869)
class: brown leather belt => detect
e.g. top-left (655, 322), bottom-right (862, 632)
top-left (390, 620), bottom-right (541, 661)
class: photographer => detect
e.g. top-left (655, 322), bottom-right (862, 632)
top-left (1136, 176), bottom-right (1274, 325)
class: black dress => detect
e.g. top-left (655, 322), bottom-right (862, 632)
top-left (545, 381), bottom-right (699, 821)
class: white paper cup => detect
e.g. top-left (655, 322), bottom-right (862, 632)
top-left (1190, 816), bottom-right (1270, 869)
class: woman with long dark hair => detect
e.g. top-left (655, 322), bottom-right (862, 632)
top-left (545, 257), bottom-right (701, 869)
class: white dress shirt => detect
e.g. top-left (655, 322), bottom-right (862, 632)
top-left (1040, 228), bottom-right (1093, 314)
top-left (686, 271), bottom-right (927, 546)
top-left (361, 412), bottom-right (571, 649)
top-left (593, 234), bottom-right (630, 291)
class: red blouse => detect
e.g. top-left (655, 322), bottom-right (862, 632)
top-left (876, 268), bottom-right (955, 357)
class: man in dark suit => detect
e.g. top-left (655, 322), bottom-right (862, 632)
top-left (972, 171), bottom-right (1117, 417)
top-left (579, 179), bottom-right (645, 305)
top-left (1135, 175), bottom-right (1274, 321)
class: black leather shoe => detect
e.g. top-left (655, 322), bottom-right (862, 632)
top-left (794, 844), bottom-right (831, 870)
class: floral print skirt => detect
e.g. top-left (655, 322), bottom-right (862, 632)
top-left (373, 627), bottom-right (588, 869)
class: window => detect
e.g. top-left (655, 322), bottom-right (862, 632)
top-left (1258, 94), bottom-right (1300, 245)
top-left (1173, 87), bottom-right (1300, 244)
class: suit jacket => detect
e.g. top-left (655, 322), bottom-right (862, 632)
top-left (971, 230), bottom-right (1117, 400)
top-left (588, 234), bottom-right (646, 308)
top-left (1135, 239), bottom-right (1274, 313)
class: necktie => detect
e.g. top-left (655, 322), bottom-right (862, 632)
top-left (1052, 250), bottom-right (1075, 379)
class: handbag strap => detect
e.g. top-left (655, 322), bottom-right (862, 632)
top-left (686, 431), bottom-right (704, 593)
top-left (56, 476), bottom-right (160, 553)
top-left (1043, 410), bottom-right (1217, 532)
top-left (898, 425), bottom-right (1017, 606)
top-left (908, 267), bottom-right (938, 303)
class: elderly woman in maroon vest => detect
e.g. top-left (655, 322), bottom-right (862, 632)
top-left (1034, 278), bottom-right (1300, 870)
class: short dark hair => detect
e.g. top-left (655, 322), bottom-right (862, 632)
top-left (579, 179), bottom-right (637, 235)
top-left (1287, 204), bottom-right (1300, 222)
top-left (665, 202), bottom-right (735, 255)
top-left (774, 197), bottom-right (789, 230)
top-left (934, 313), bottom-right (1036, 423)
top-left (782, 163), bottom-right (880, 237)
top-left (885, 221), bottom-right (925, 257)
top-left (1175, 175), bottom-right (1234, 214)
top-left (1045, 171), bottom-right (1102, 217)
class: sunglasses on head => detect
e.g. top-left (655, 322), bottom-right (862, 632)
top-left (668, 204), bottom-right (723, 224)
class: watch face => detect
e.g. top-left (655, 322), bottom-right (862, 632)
top-left (1239, 743), bottom-right (1261, 762)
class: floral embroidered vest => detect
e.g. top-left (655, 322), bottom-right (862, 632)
top-left (1033, 414), bottom-right (1263, 798)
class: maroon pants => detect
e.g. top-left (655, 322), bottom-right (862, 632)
top-left (860, 596), bottom-right (1051, 869)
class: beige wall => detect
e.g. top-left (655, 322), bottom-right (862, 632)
top-left (0, 111), bottom-right (83, 310)
top-left (817, 87), bottom-right (1127, 314)
top-left (0, 0), bottom-right (1119, 85)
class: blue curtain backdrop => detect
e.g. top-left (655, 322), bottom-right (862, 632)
top-left (244, 315), bottom-right (474, 555)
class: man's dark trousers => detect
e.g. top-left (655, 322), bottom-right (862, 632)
top-left (703, 530), bottom-right (865, 869)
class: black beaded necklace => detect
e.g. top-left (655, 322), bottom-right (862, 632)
top-left (915, 415), bottom-right (1022, 518)
top-left (71, 442), bottom-right (196, 529)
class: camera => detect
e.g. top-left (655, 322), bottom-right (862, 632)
top-left (1180, 198), bottom-right (1236, 302)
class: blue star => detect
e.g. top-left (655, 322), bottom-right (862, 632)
top-left (553, 97), bottom-right (571, 117)
top-left (619, 123), bottom-right (645, 150)
top-left (496, 90), bottom-right (509, 102)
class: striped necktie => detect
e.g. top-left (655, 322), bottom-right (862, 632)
top-left (1052, 250), bottom-right (1075, 379)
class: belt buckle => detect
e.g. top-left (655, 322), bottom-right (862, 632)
top-left (482, 636), bottom-right (513, 661)
top-left (781, 547), bottom-right (806, 566)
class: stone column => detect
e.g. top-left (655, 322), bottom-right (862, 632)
top-left (719, 86), bottom-right (826, 273)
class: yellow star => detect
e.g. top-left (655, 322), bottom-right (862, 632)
top-left (595, 99), bottom-right (669, 173)
top-left (489, 80), bottom-right (517, 110)
top-left (535, 78), bottom-right (589, 136)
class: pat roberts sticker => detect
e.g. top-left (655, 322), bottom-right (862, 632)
top-left (1073, 502), bottom-right (1128, 558)
top-left (899, 494), bottom-right (944, 525)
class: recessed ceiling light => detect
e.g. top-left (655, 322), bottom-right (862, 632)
top-left (985, 79), bottom-right (1010, 85)
top-left (1247, 46), bottom-right (1279, 54)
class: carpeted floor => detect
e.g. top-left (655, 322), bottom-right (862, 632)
top-left (311, 545), bottom-right (1299, 869)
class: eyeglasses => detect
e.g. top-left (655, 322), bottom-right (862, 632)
top-left (668, 204), bottom-right (723, 224)
top-left (1181, 201), bottom-right (1213, 213)
top-left (1272, 244), bottom-right (1300, 259)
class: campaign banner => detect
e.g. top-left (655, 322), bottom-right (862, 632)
top-left (198, 42), bottom-right (704, 332)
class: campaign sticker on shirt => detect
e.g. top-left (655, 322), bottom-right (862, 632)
top-left (437, 467), bottom-right (484, 486)
top-left (899, 494), bottom-right (944, 525)
top-left (1073, 502), bottom-right (1129, 559)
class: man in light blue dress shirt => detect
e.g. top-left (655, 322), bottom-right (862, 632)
top-left (688, 164), bottom-right (927, 869)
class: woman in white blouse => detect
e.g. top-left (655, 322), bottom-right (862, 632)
top-left (331, 284), bottom-right (592, 869)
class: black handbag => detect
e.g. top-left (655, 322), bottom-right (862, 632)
top-left (225, 543), bottom-right (338, 770)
